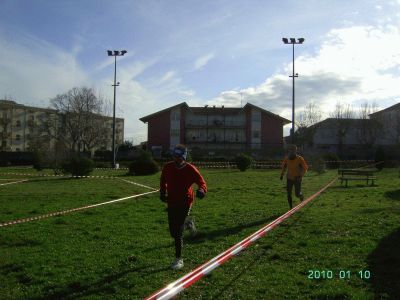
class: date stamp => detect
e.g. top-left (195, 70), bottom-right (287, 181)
top-left (307, 270), bottom-right (371, 280)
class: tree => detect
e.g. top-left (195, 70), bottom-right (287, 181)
top-left (50, 87), bottom-right (111, 155)
top-left (296, 101), bottom-right (322, 148)
top-left (356, 101), bottom-right (381, 147)
top-left (329, 101), bottom-right (356, 156)
top-left (0, 97), bottom-right (14, 151)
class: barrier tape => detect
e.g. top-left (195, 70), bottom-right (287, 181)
top-left (0, 172), bottom-right (119, 179)
top-left (117, 178), bottom-right (158, 191)
top-left (145, 177), bottom-right (338, 300)
top-left (0, 173), bottom-right (156, 191)
top-left (0, 179), bottom-right (29, 186)
top-left (0, 190), bottom-right (158, 228)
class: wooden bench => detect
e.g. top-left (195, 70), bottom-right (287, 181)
top-left (338, 169), bottom-right (377, 187)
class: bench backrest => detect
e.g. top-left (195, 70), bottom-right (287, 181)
top-left (338, 169), bottom-right (375, 176)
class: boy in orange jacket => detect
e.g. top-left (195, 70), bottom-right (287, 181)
top-left (280, 144), bottom-right (308, 209)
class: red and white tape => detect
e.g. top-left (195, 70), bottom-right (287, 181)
top-left (145, 177), bottom-right (338, 300)
top-left (0, 179), bottom-right (29, 186)
top-left (0, 190), bottom-right (158, 227)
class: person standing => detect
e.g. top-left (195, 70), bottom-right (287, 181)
top-left (160, 144), bottom-right (207, 270)
top-left (280, 144), bottom-right (308, 209)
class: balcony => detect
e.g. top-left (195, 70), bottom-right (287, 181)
top-left (185, 122), bottom-right (245, 129)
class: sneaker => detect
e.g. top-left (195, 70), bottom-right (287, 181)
top-left (171, 258), bottom-right (184, 270)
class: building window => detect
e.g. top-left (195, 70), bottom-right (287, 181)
top-left (171, 129), bottom-right (180, 137)
top-left (16, 134), bottom-right (21, 141)
top-left (16, 148), bottom-right (20, 151)
top-left (251, 111), bottom-right (261, 122)
top-left (16, 120), bottom-right (21, 127)
top-left (252, 130), bottom-right (260, 138)
top-left (171, 111), bottom-right (180, 121)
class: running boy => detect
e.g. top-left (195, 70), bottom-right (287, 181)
top-left (280, 144), bottom-right (308, 209)
top-left (160, 144), bottom-right (207, 270)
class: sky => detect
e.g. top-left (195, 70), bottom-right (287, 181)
top-left (1, 0), bottom-right (400, 143)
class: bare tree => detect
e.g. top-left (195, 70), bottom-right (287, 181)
top-left (0, 98), bottom-right (13, 151)
top-left (50, 87), bottom-right (110, 155)
top-left (327, 101), bottom-right (357, 156)
top-left (296, 101), bottom-right (322, 148)
top-left (357, 101), bottom-right (381, 146)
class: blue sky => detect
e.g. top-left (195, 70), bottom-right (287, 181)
top-left (1, 0), bottom-right (400, 142)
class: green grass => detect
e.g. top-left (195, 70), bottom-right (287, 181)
top-left (0, 167), bottom-right (399, 299)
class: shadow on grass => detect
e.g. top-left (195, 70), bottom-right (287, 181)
top-left (186, 214), bottom-right (281, 245)
top-left (367, 227), bottom-right (400, 300)
top-left (384, 189), bottom-right (400, 201)
top-left (30, 262), bottom-right (169, 300)
top-left (208, 203), bottom-right (316, 299)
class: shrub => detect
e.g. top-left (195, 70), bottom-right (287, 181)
top-left (62, 156), bottom-right (94, 176)
top-left (128, 151), bottom-right (159, 175)
top-left (322, 153), bottom-right (340, 169)
top-left (310, 156), bottom-right (326, 174)
top-left (374, 147), bottom-right (385, 171)
top-left (235, 153), bottom-right (252, 172)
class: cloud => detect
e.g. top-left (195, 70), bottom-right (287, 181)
top-left (194, 53), bottom-right (215, 70)
top-left (211, 23), bottom-right (400, 124)
top-left (0, 30), bottom-right (88, 104)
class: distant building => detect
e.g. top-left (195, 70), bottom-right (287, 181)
top-left (306, 118), bottom-right (373, 156)
top-left (292, 102), bottom-right (400, 159)
top-left (140, 102), bottom-right (290, 158)
top-left (0, 99), bottom-right (124, 152)
top-left (369, 102), bottom-right (400, 145)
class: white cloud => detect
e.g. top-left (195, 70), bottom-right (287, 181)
top-left (160, 70), bottom-right (176, 83)
top-left (194, 53), bottom-right (215, 70)
top-left (212, 23), bottom-right (400, 125)
top-left (0, 30), bottom-right (88, 104)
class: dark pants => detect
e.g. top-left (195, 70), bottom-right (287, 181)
top-left (167, 206), bottom-right (191, 258)
top-left (286, 177), bottom-right (303, 208)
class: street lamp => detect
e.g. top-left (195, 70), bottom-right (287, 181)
top-left (107, 49), bottom-right (127, 168)
top-left (282, 37), bottom-right (304, 144)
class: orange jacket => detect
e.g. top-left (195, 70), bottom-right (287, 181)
top-left (281, 155), bottom-right (308, 180)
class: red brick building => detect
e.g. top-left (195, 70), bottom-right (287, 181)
top-left (140, 102), bottom-right (290, 158)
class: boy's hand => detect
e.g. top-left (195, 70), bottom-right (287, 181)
top-left (196, 189), bottom-right (206, 199)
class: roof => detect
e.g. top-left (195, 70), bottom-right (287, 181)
top-left (139, 102), bottom-right (189, 123)
top-left (309, 118), bottom-right (368, 129)
top-left (0, 99), bottom-right (57, 113)
top-left (369, 102), bottom-right (400, 116)
top-left (139, 102), bottom-right (290, 124)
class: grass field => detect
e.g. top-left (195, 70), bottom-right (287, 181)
top-left (0, 166), bottom-right (399, 299)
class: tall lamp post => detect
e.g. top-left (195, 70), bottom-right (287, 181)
top-left (107, 50), bottom-right (127, 168)
top-left (282, 38), bottom-right (304, 144)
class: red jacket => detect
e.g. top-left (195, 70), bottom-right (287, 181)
top-left (160, 162), bottom-right (207, 208)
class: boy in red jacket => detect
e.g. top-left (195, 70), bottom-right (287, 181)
top-left (160, 144), bottom-right (207, 270)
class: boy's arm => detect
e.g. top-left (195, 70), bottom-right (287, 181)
top-left (300, 157), bottom-right (308, 176)
top-left (280, 157), bottom-right (288, 179)
top-left (160, 166), bottom-right (167, 193)
top-left (192, 166), bottom-right (207, 198)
